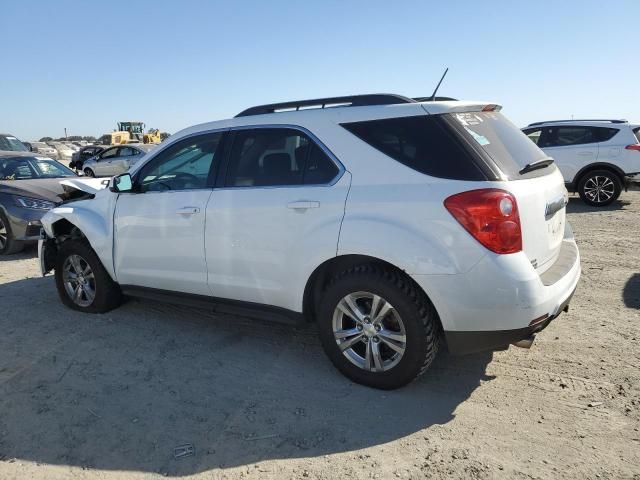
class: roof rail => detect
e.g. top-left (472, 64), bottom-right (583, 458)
top-left (528, 119), bottom-right (628, 127)
top-left (235, 94), bottom-right (416, 117)
top-left (412, 96), bottom-right (458, 102)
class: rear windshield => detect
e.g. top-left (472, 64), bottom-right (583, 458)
top-left (634, 127), bottom-right (640, 143)
top-left (449, 112), bottom-right (550, 179)
top-left (340, 115), bottom-right (488, 181)
top-left (0, 135), bottom-right (28, 152)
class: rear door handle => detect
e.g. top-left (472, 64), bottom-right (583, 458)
top-left (176, 206), bottom-right (200, 215)
top-left (287, 201), bottom-right (320, 210)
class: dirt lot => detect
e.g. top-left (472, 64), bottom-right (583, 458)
top-left (0, 192), bottom-right (639, 480)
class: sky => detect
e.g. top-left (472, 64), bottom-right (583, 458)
top-left (1, 0), bottom-right (639, 140)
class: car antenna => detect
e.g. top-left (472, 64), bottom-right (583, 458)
top-left (429, 67), bottom-right (449, 101)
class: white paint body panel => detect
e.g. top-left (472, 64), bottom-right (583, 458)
top-left (113, 190), bottom-right (213, 295)
top-left (205, 173), bottom-right (351, 310)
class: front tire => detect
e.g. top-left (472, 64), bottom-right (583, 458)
top-left (317, 265), bottom-right (440, 390)
top-left (0, 211), bottom-right (24, 255)
top-left (577, 169), bottom-right (621, 206)
top-left (54, 240), bottom-right (122, 313)
top-left (84, 168), bottom-right (95, 177)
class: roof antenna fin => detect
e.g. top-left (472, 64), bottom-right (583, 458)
top-left (429, 68), bottom-right (449, 101)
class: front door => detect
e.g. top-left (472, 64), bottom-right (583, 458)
top-left (113, 132), bottom-right (224, 294)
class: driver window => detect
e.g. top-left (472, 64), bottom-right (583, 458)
top-left (138, 132), bottom-right (222, 193)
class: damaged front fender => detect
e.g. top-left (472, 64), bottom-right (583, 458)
top-left (40, 178), bottom-right (119, 281)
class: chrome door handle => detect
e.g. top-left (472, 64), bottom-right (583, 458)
top-left (287, 201), bottom-right (320, 210)
top-left (176, 206), bottom-right (200, 215)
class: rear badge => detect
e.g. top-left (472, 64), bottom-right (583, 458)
top-left (545, 195), bottom-right (567, 219)
top-left (531, 259), bottom-right (538, 269)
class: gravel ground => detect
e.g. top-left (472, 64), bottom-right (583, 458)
top-left (0, 192), bottom-right (638, 480)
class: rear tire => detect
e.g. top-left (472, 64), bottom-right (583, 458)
top-left (0, 211), bottom-right (25, 255)
top-left (54, 239), bottom-right (122, 313)
top-left (577, 169), bottom-right (621, 206)
top-left (317, 265), bottom-right (440, 390)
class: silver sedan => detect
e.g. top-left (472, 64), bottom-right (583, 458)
top-left (82, 144), bottom-right (155, 177)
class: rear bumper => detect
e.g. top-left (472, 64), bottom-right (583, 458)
top-left (625, 172), bottom-right (640, 186)
top-left (444, 286), bottom-right (575, 354)
top-left (411, 222), bottom-right (581, 355)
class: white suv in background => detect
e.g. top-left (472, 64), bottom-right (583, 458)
top-left (39, 94), bottom-right (581, 389)
top-left (523, 120), bottom-right (640, 206)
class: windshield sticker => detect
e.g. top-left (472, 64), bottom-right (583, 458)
top-left (5, 136), bottom-right (18, 140)
top-left (464, 127), bottom-right (491, 146)
top-left (35, 156), bottom-right (51, 161)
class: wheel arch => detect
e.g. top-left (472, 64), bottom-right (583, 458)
top-left (571, 162), bottom-right (625, 192)
top-left (302, 254), bottom-right (444, 333)
top-left (44, 208), bottom-right (116, 280)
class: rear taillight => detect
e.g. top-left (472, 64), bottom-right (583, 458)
top-left (444, 189), bottom-right (522, 254)
top-left (625, 144), bottom-right (640, 151)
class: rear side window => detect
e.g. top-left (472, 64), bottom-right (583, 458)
top-left (555, 126), bottom-right (596, 146)
top-left (225, 128), bottom-right (339, 187)
top-left (341, 115), bottom-right (487, 181)
top-left (633, 127), bottom-right (640, 143)
top-left (594, 127), bottom-right (619, 142)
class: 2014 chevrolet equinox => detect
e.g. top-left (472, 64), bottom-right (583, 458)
top-left (39, 94), bottom-right (581, 389)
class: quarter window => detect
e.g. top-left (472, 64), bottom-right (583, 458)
top-left (225, 128), bottom-right (338, 187)
top-left (342, 115), bottom-right (487, 180)
top-left (523, 128), bottom-right (542, 145)
top-left (137, 133), bottom-right (222, 192)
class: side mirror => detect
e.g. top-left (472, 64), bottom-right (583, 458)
top-left (111, 173), bottom-right (133, 193)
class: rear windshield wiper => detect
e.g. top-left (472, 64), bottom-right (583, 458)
top-left (519, 157), bottom-right (554, 175)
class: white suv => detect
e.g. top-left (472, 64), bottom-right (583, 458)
top-left (39, 95), bottom-right (581, 389)
top-left (522, 120), bottom-right (640, 206)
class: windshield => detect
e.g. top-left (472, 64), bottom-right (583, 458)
top-left (448, 111), bottom-right (551, 179)
top-left (0, 156), bottom-right (76, 180)
top-left (0, 135), bottom-right (28, 152)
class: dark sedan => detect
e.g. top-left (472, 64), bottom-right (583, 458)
top-left (0, 151), bottom-right (76, 254)
top-left (70, 145), bottom-right (104, 171)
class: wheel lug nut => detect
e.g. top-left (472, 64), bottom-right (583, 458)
top-left (357, 325), bottom-right (363, 331)
top-left (375, 325), bottom-right (381, 332)
top-left (373, 337), bottom-right (379, 343)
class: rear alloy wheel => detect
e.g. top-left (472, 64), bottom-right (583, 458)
top-left (0, 211), bottom-right (24, 255)
top-left (578, 170), bottom-right (621, 207)
top-left (84, 168), bottom-right (95, 177)
top-left (332, 292), bottom-right (407, 372)
top-left (318, 265), bottom-right (439, 390)
top-left (55, 239), bottom-right (122, 313)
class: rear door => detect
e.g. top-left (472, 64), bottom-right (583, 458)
top-left (205, 127), bottom-right (349, 311)
top-left (541, 126), bottom-right (599, 183)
